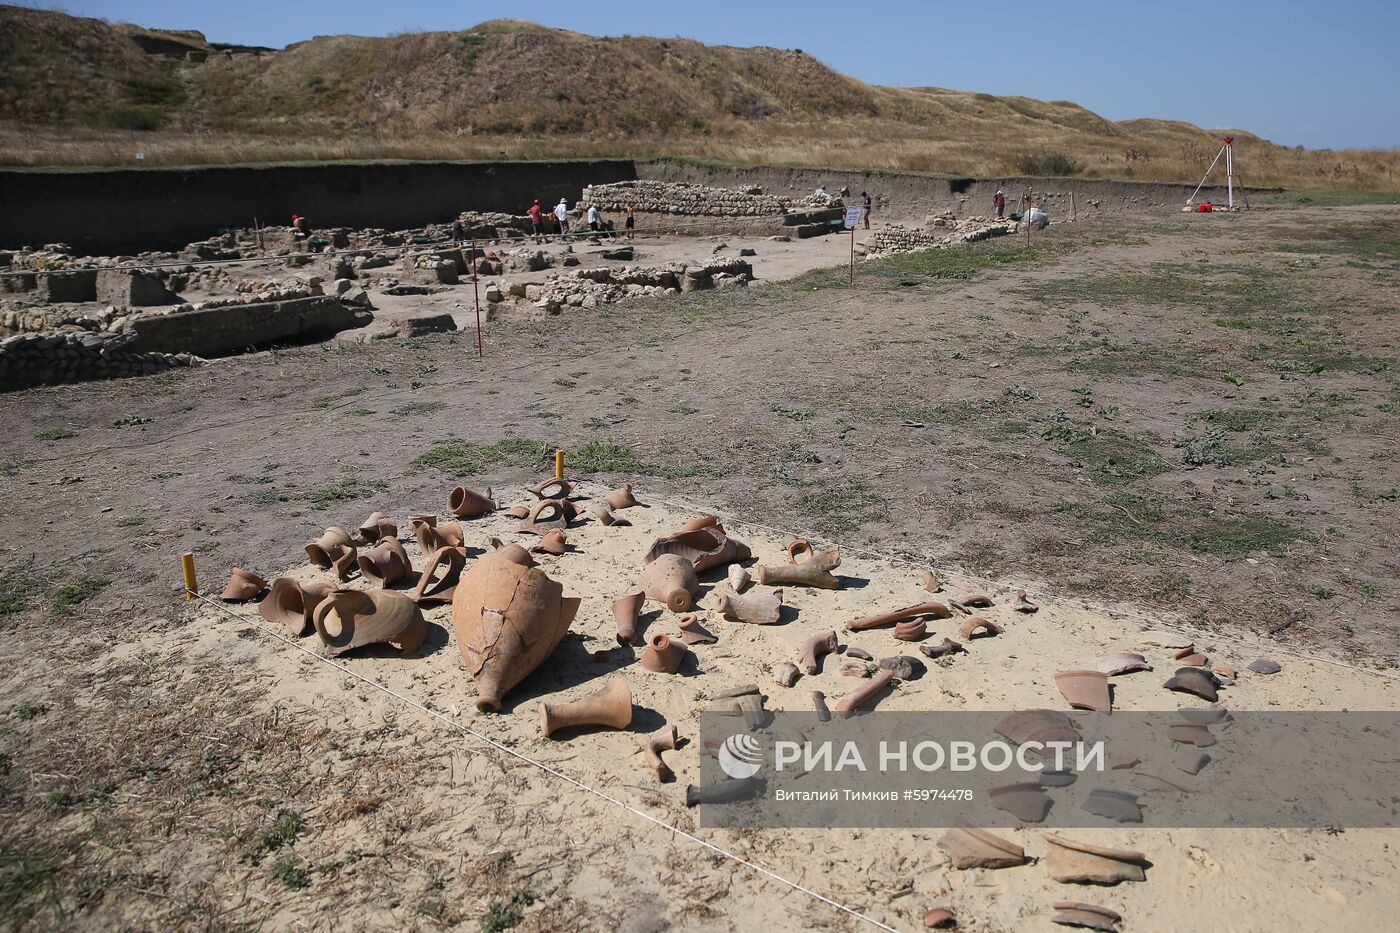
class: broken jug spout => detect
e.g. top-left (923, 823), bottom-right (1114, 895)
top-left (448, 485), bottom-right (495, 518)
top-left (604, 484), bottom-right (640, 510)
top-left (540, 675), bottom-right (633, 738)
top-left (799, 629), bottom-right (839, 675)
top-left (645, 724), bottom-right (679, 781)
top-left (714, 588), bottom-right (783, 624)
top-left (640, 632), bottom-right (688, 674)
top-left (259, 577), bottom-right (334, 636)
top-left (613, 589), bottom-right (645, 646)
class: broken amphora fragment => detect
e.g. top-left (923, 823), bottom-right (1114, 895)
top-left (357, 537), bottom-right (412, 587)
top-left (1091, 652), bottom-right (1152, 676)
top-left (527, 477), bottom-right (573, 500)
top-left (878, 655), bottom-right (925, 681)
top-left (1082, 789), bottom-right (1142, 824)
top-left (755, 560), bottom-right (839, 589)
top-left (448, 485), bottom-right (495, 518)
top-left (312, 588), bottom-right (427, 657)
top-left (937, 827), bottom-right (1026, 870)
top-left (959, 617), bottom-right (1003, 640)
top-left (604, 484), bottom-right (639, 510)
top-left (920, 638), bottom-right (963, 659)
top-left (1176, 652), bottom-right (1209, 668)
top-left (990, 782), bottom-right (1054, 822)
top-left (799, 629), bottom-right (839, 674)
top-left (356, 511), bottom-right (398, 544)
top-left (785, 539), bottom-right (842, 571)
top-left (640, 633), bottom-right (688, 673)
top-left (894, 618), bottom-right (928, 641)
top-left (1052, 903), bottom-right (1122, 932)
top-left (841, 658), bottom-right (873, 677)
top-left (1248, 657), bottom-right (1281, 675)
top-left (411, 545), bottom-right (464, 605)
top-left (727, 563), bottom-right (751, 592)
top-left (684, 777), bottom-right (763, 807)
top-left (612, 590), bottom-right (645, 646)
top-left (774, 662), bottom-right (801, 687)
top-left (517, 499), bottom-right (569, 535)
top-left (1042, 833), bottom-right (1148, 884)
top-left (453, 546), bottom-right (581, 712)
top-left (220, 568), bottom-right (267, 602)
top-left (834, 669), bottom-right (894, 716)
top-left (922, 570), bottom-right (942, 593)
top-left (1174, 748), bottom-right (1211, 775)
top-left (714, 588), bottom-right (783, 625)
top-left (1011, 588), bottom-right (1039, 613)
top-left (644, 524), bottom-right (751, 572)
top-left (1167, 722), bottom-right (1216, 747)
top-left (645, 724), bottom-right (678, 781)
top-left (592, 504), bottom-right (632, 526)
top-left (540, 675), bottom-right (632, 738)
top-left (485, 537), bottom-right (535, 567)
top-left (923, 907), bottom-right (956, 929)
top-left (530, 529), bottom-right (568, 556)
top-left (1163, 667), bottom-right (1221, 702)
top-left (306, 527), bottom-right (353, 569)
top-left (503, 503), bottom-right (530, 519)
top-left (995, 709), bottom-right (1080, 747)
top-left (677, 613), bottom-right (717, 645)
top-left (258, 577), bottom-right (333, 636)
top-left (847, 601), bottom-right (951, 632)
top-left (1055, 670), bottom-right (1112, 714)
top-left (811, 690), bottom-right (831, 721)
top-left (639, 553), bottom-right (700, 612)
top-left (414, 519), bottom-right (465, 555)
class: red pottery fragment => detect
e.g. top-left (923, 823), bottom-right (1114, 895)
top-left (592, 504), bottom-right (632, 527)
top-left (1042, 833), bottom-right (1148, 884)
top-left (527, 477), bottom-right (573, 500)
top-left (811, 690), bottom-right (831, 721)
top-left (937, 827), bottom-right (1026, 870)
top-left (517, 499), bottom-right (569, 535)
top-left (531, 529), bottom-right (568, 556)
top-left (1167, 722), bottom-right (1216, 747)
top-left (847, 601), bottom-right (951, 631)
top-left (357, 537), bottom-right (411, 587)
top-left (612, 590), bottom-right (645, 646)
top-left (1213, 663), bottom-right (1237, 685)
top-left (677, 613), bottom-right (717, 646)
top-left (1055, 670), bottom-right (1112, 714)
top-left (1176, 653), bottom-right (1209, 668)
top-left (448, 485), bottom-right (495, 518)
top-left (1011, 588), bottom-right (1039, 613)
top-left (923, 906), bottom-right (957, 929)
top-left (313, 588), bottom-right (427, 657)
top-left (1091, 652), bottom-right (1152, 676)
top-left (958, 593), bottom-right (993, 608)
top-left (411, 546), bottom-right (465, 605)
top-left (1174, 748), bottom-right (1211, 775)
top-left (540, 675), bottom-right (632, 738)
top-left (645, 724), bottom-right (678, 781)
top-left (846, 646), bottom-right (874, 661)
top-left (774, 662), bottom-right (801, 686)
top-left (894, 618), bottom-right (928, 641)
top-left (356, 511), bottom-right (397, 544)
top-left (841, 658), bottom-right (873, 678)
top-left (959, 617), bottom-right (1002, 640)
top-left (680, 515), bottom-right (723, 533)
top-left (454, 546), bottom-right (581, 712)
top-left (1173, 645), bottom-right (1197, 660)
top-left (305, 527), bottom-right (353, 568)
top-left (995, 710), bottom-right (1080, 747)
top-left (714, 683), bottom-right (761, 699)
top-left (413, 518), bottom-right (463, 555)
top-left (1163, 667), bottom-right (1220, 702)
top-left (1082, 789), bottom-right (1142, 823)
top-left (639, 553), bottom-right (699, 612)
top-left (800, 629), bottom-right (839, 674)
top-left (220, 567), bottom-right (267, 601)
top-left (604, 484), bottom-right (639, 510)
top-left (1052, 903), bottom-right (1122, 931)
top-left (922, 570), bottom-right (942, 593)
top-left (503, 503), bottom-right (530, 519)
top-left (990, 782), bottom-right (1053, 822)
top-left (1108, 752), bottom-right (1139, 770)
top-left (714, 588), bottom-right (783, 624)
top-left (786, 539), bottom-right (842, 571)
top-left (755, 561), bottom-right (839, 589)
top-left (709, 693), bottom-right (766, 729)
top-left (920, 638), bottom-right (963, 659)
top-left (408, 513), bottom-right (436, 528)
top-left (644, 524), bottom-right (751, 572)
top-left (259, 577), bottom-right (333, 636)
top-left (834, 669), bottom-right (895, 716)
top-left (641, 632), bottom-right (688, 673)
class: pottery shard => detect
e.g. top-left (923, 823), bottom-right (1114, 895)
top-left (1173, 748), bottom-right (1211, 775)
top-left (799, 629), bottom-right (839, 674)
top-left (841, 658), bottom-right (873, 678)
top-left (1163, 667), bottom-right (1221, 702)
top-left (259, 577), bottom-right (333, 636)
top-left (1167, 722), bottom-right (1216, 747)
top-left (677, 613), bottom-right (718, 645)
top-left (714, 588), bottom-right (782, 624)
top-left (452, 547), bottom-right (582, 712)
top-left (959, 616), bottom-right (1002, 639)
top-left (1055, 670), bottom-right (1112, 714)
top-left (894, 618), bottom-right (927, 641)
top-left (313, 589), bottom-right (428, 658)
top-left (755, 561), bottom-right (840, 589)
top-left (995, 709), bottom-right (1081, 747)
top-left (1012, 588), bottom-right (1039, 613)
top-left (1052, 903), bottom-right (1122, 931)
top-left (640, 633), bottom-right (688, 673)
top-left (847, 601), bottom-right (951, 631)
top-left (527, 477), bottom-right (573, 500)
top-left (923, 907), bottom-right (957, 929)
top-left (1091, 651), bottom-right (1153, 675)
top-left (592, 503), bottom-right (631, 526)
top-left (990, 782), bottom-right (1053, 822)
top-left (879, 655), bottom-right (925, 681)
top-left (645, 724), bottom-right (678, 781)
top-left (919, 638), bottom-right (963, 659)
top-left (1082, 789), bottom-right (1142, 823)
top-left (639, 553), bottom-right (700, 612)
top-left (517, 499), bottom-right (570, 535)
top-left (644, 525), bottom-right (751, 572)
top-left (774, 661), bottom-right (801, 687)
top-left (937, 827), bottom-right (1026, 869)
top-left (727, 563), bottom-right (751, 592)
top-left (357, 536), bottom-right (411, 587)
top-left (613, 589), bottom-right (645, 646)
top-left (411, 546), bottom-right (465, 605)
top-left (834, 669), bottom-right (894, 715)
top-left (1043, 833), bottom-right (1148, 884)
top-left (922, 570), bottom-right (942, 592)
top-left (604, 484), bottom-right (639, 510)
top-left (1248, 657), bottom-right (1282, 675)
top-left (448, 485), bottom-right (495, 518)
top-left (220, 567), bottom-right (267, 601)
top-left (530, 529), bottom-right (568, 555)
top-left (786, 539), bottom-right (842, 572)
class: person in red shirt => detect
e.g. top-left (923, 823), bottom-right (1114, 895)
top-left (527, 199), bottom-right (545, 243)
top-left (993, 190), bottom-right (1006, 218)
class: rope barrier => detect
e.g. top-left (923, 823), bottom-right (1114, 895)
top-left (185, 588), bottom-right (903, 932)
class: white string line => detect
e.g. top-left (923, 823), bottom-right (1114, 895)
top-left (187, 590), bottom-right (903, 933)
top-left (638, 485), bottom-right (1400, 683)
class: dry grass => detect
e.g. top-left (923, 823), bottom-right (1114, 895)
top-left (0, 7), bottom-right (1397, 191)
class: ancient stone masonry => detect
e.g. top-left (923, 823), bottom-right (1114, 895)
top-left (0, 330), bottom-right (200, 391)
top-left (581, 181), bottom-right (787, 217)
top-left (868, 217), bottom-right (1018, 256)
top-left (502, 257), bottom-right (754, 314)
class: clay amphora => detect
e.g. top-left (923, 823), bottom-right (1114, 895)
top-left (220, 568), bottom-right (267, 601)
top-left (639, 553), bottom-right (699, 612)
top-left (894, 618), bottom-right (927, 641)
top-left (312, 588), bottom-right (428, 657)
top-left (640, 633), bottom-right (688, 673)
top-left (448, 485), bottom-right (495, 518)
top-left (645, 724), bottom-right (678, 781)
top-left (412, 546), bottom-right (465, 605)
top-left (357, 511), bottom-right (398, 544)
top-left (258, 577), bottom-right (334, 636)
top-left (528, 477), bottom-right (573, 500)
top-left (539, 675), bottom-right (632, 737)
top-left (713, 588), bottom-right (782, 624)
top-left (833, 669), bottom-right (894, 716)
top-left (357, 537), bottom-right (411, 587)
top-left (592, 504), bottom-right (631, 526)
top-left (755, 561), bottom-right (839, 589)
top-left (531, 529), bottom-right (568, 556)
top-left (677, 613), bottom-right (717, 645)
top-left (517, 499), bottom-right (569, 535)
top-left (415, 520), bottom-right (465, 555)
top-left (644, 525), bottom-right (752, 572)
top-left (800, 629), bottom-right (838, 674)
top-left (604, 484), bottom-right (639, 510)
top-left (453, 546), bottom-right (581, 712)
top-left (847, 601), bottom-right (950, 631)
top-left (613, 589), bottom-right (645, 646)
top-left (306, 527), bottom-right (352, 566)
top-left (937, 827), bottom-right (1026, 870)
top-left (1055, 670), bottom-right (1112, 714)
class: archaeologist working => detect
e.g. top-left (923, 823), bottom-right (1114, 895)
top-left (861, 191), bottom-right (872, 229)
top-left (451, 216), bottom-right (466, 243)
top-left (528, 199), bottom-right (545, 243)
top-left (587, 203), bottom-right (601, 232)
top-left (291, 213), bottom-right (310, 237)
top-left (554, 198), bottom-right (570, 237)
top-left (625, 202), bottom-right (636, 240)
top-left (993, 190), bottom-right (1006, 219)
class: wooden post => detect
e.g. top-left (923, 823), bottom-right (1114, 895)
top-left (849, 225), bottom-right (855, 284)
top-left (470, 237), bottom-right (483, 358)
top-left (180, 552), bottom-right (197, 599)
top-left (555, 450), bottom-right (565, 479)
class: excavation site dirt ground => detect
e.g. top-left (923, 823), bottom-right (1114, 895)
top-left (2, 203), bottom-right (1399, 931)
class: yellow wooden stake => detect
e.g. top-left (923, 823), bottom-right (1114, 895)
top-left (555, 449), bottom-right (565, 479)
top-left (180, 552), bottom-right (197, 598)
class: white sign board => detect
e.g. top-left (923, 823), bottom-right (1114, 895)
top-left (843, 206), bottom-right (864, 229)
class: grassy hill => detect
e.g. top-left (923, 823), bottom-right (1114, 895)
top-left (1, 4), bottom-right (1394, 190)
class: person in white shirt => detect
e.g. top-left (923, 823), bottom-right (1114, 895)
top-left (814, 185), bottom-right (827, 198)
top-left (554, 198), bottom-right (570, 235)
top-left (587, 204), bottom-right (600, 231)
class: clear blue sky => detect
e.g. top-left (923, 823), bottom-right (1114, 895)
top-left (28, 0), bottom-right (1400, 150)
